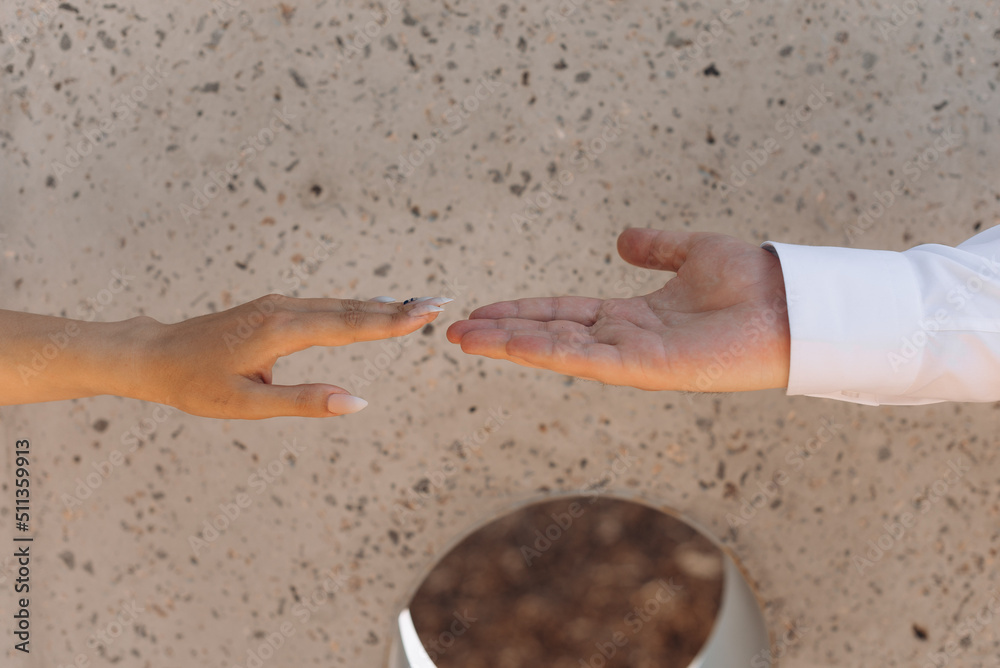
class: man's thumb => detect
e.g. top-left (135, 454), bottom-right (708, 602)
top-left (617, 228), bottom-right (715, 272)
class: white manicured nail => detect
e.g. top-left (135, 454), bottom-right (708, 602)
top-left (327, 394), bottom-right (369, 415)
top-left (409, 304), bottom-right (445, 317)
top-left (369, 296), bottom-right (396, 303)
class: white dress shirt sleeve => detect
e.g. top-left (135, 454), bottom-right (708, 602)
top-left (762, 225), bottom-right (1000, 405)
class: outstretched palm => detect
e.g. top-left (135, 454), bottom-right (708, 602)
top-left (446, 229), bottom-right (790, 393)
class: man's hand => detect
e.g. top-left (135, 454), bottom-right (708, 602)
top-left (447, 229), bottom-right (790, 393)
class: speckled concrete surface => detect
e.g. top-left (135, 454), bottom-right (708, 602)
top-left (2, 0), bottom-right (1000, 666)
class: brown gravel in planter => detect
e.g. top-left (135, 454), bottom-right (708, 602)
top-left (410, 497), bottom-right (724, 668)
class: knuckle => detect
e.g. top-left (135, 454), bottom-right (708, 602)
top-left (252, 294), bottom-right (290, 320)
top-left (292, 387), bottom-right (315, 414)
top-left (340, 300), bottom-right (368, 330)
top-left (343, 310), bottom-right (366, 330)
top-left (256, 293), bottom-right (287, 308)
top-left (126, 315), bottom-right (161, 336)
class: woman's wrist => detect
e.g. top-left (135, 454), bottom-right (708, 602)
top-left (40, 316), bottom-right (150, 402)
top-left (94, 316), bottom-right (168, 403)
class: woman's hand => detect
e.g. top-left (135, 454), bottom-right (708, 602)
top-left (447, 229), bottom-right (790, 393)
top-left (133, 295), bottom-right (451, 419)
top-left (0, 295), bottom-right (451, 419)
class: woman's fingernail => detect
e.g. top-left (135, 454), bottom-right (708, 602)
top-left (412, 296), bottom-right (454, 306)
top-left (327, 394), bottom-right (369, 415)
top-left (369, 296), bottom-right (396, 303)
top-left (409, 304), bottom-right (445, 317)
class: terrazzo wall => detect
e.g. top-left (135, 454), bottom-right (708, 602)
top-left (2, 0), bottom-right (1000, 666)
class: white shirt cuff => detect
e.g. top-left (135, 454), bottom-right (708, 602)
top-left (762, 241), bottom-right (927, 405)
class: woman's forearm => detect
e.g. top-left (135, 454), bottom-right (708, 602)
top-left (0, 309), bottom-right (152, 405)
